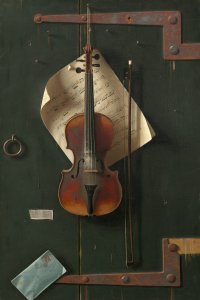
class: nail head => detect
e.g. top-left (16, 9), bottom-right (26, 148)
top-left (82, 276), bottom-right (89, 283)
top-left (166, 274), bottom-right (176, 283)
top-left (168, 16), bottom-right (178, 25)
top-left (121, 275), bottom-right (129, 284)
top-left (168, 243), bottom-right (178, 252)
top-left (81, 15), bottom-right (87, 21)
top-left (169, 45), bottom-right (179, 55)
top-left (34, 14), bottom-right (42, 23)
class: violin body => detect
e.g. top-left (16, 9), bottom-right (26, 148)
top-left (58, 113), bottom-right (122, 216)
top-left (58, 33), bottom-right (122, 216)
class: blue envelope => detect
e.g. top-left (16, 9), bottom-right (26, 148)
top-left (11, 250), bottom-right (67, 300)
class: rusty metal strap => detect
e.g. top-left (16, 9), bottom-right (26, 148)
top-left (34, 11), bottom-right (200, 60)
top-left (56, 239), bottom-right (181, 287)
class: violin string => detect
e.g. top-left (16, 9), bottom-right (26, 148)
top-left (87, 4), bottom-right (91, 172)
top-left (87, 4), bottom-right (97, 175)
top-left (87, 3), bottom-right (89, 159)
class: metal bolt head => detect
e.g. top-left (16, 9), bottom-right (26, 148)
top-left (34, 14), bottom-right (42, 23)
top-left (168, 243), bottom-right (178, 252)
top-left (166, 273), bottom-right (176, 283)
top-left (127, 15), bottom-right (134, 24)
top-left (82, 276), bottom-right (89, 283)
top-left (169, 45), bottom-right (179, 55)
top-left (168, 16), bottom-right (178, 24)
top-left (81, 15), bottom-right (87, 22)
top-left (136, 40), bottom-right (145, 47)
top-left (121, 275), bottom-right (129, 284)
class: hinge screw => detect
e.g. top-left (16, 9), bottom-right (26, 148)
top-left (82, 276), bottom-right (89, 283)
top-left (34, 14), bottom-right (42, 23)
top-left (168, 16), bottom-right (178, 24)
top-left (169, 45), bottom-right (180, 55)
top-left (121, 275), bottom-right (129, 284)
top-left (166, 274), bottom-right (176, 283)
top-left (168, 243), bottom-right (178, 252)
top-left (81, 15), bottom-right (87, 21)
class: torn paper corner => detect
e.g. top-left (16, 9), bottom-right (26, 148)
top-left (41, 49), bottom-right (155, 166)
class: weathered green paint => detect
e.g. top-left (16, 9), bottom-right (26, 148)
top-left (0, 0), bottom-right (200, 299)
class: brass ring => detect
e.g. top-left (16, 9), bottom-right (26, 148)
top-left (3, 135), bottom-right (23, 157)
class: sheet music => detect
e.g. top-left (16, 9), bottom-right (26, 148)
top-left (41, 49), bottom-right (155, 166)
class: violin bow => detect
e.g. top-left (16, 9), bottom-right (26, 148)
top-left (125, 60), bottom-right (134, 265)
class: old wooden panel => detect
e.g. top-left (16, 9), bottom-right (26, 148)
top-left (79, 0), bottom-right (200, 300)
top-left (0, 0), bottom-right (200, 300)
top-left (0, 0), bottom-right (80, 299)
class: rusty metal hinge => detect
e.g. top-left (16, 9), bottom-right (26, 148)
top-left (34, 11), bottom-right (200, 61)
top-left (56, 239), bottom-right (180, 287)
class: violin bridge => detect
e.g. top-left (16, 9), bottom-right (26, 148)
top-left (83, 169), bottom-right (98, 173)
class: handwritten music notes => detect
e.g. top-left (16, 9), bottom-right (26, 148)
top-left (41, 49), bottom-right (155, 166)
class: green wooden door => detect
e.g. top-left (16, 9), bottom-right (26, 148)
top-left (1, 0), bottom-right (200, 299)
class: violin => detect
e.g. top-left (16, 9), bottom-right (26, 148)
top-left (58, 7), bottom-right (122, 216)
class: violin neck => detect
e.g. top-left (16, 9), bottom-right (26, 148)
top-left (84, 56), bottom-right (96, 155)
top-left (84, 5), bottom-right (96, 155)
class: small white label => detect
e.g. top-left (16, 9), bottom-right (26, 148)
top-left (29, 209), bottom-right (53, 220)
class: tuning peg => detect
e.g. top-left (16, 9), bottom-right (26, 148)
top-left (92, 64), bottom-right (100, 67)
top-left (76, 67), bottom-right (85, 73)
top-left (92, 54), bottom-right (100, 60)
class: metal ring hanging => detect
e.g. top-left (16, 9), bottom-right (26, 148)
top-left (3, 134), bottom-right (23, 157)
